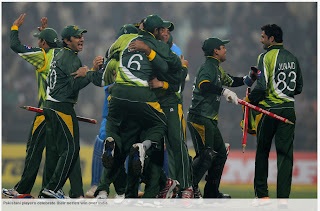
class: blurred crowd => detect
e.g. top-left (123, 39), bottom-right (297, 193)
top-left (2, 2), bottom-right (317, 151)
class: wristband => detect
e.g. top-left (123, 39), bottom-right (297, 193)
top-left (11, 25), bottom-right (19, 31)
top-left (147, 50), bottom-right (156, 61)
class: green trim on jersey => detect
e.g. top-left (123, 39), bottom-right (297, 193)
top-left (107, 34), bottom-right (150, 87)
top-left (11, 28), bottom-right (61, 108)
top-left (34, 48), bottom-right (60, 108)
top-left (219, 66), bottom-right (234, 86)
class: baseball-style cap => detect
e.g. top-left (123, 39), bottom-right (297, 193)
top-left (202, 37), bottom-right (230, 53)
top-left (61, 25), bottom-right (87, 39)
top-left (143, 14), bottom-right (171, 33)
top-left (168, 22), bottom-right (174, 32)
top-left (117, 24), bottom-right (139, 37)
top-left (33, 28), bottom-right (59, 44)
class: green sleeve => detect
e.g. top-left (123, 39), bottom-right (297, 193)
top-left (150, 51), bottom-right (169, 74)
top-left (86, 70), bottom-right (104, 87)
top-left (197, 64), bottom-right (216, 88)
top-left (10, 29), bottom-right (47, 70)
top-left (219, 66), bottom-right (244, 87)
top-left (164, 70), bottom-right (182, 92)
top-left (294, 59), bottom-right (303, 95)
top-left (103, 58), bottom-right (117, 85)
top-left (138, 36), bottom-right (182, 73)
top-left (65, 58), bottom-right (91, 92)
top-left (180, 66), bottom-right (188, 92)
top-left (248, 53), bottom-right (267, 102)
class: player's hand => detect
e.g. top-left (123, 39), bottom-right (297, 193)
top-left (37, 17), bottom-right (48, 31)
top-left (13, 13), bottom-right (26, 28)
top-left (222, 88), bottom-right (238, 105)
top-left (148, 78), bottom-right (164, 89)
top-left (243, 66), bottom-right (261, 87)
top-left (92, 56), bottom-right (104, 71)
top-left (128, 40), bottom-right (151, 55)
top-left (71, 66), bottom-right (89, 79)
top-left (181, 55), bottom-right (189, 68)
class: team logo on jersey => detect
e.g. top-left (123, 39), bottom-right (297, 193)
top-left (25, 45), bottom-right (32, 50)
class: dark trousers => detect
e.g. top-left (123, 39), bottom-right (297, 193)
top-left (42, 101), bottom-right (82, 195)
top-left (254, 107), bottom-right (296, 198)
top-left (187, 113), bottom-right (227, 197)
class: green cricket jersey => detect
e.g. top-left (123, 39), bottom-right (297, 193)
top-left (110, 30), bottom-right (181, 103)
top-left (10, 27), bottom-right (60, 108)
top-left (189, 56), bottom-right (237, 120)
top-left (46, 47), bottom-right (92, 104)
top-left (248, 44), bottom-right (303, 107)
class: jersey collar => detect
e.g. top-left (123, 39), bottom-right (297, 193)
top-left (139, 29), bottom-right (156, 39)
top-left (64, 47), bottom-right (78, 55)
top-left (267, 43), bottom-right (284, 51)
top-left (206, 56), bottom-right (220, 66)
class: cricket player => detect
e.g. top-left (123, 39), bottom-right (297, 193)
top-left (247, 24), bottom-right (303, 201)
top-left (102, 14), bottom-right (182, 198)
top-left (3, 14), bottom-right (83, 199)
top-left (129, 28), bottom-right (193, 198)
top-left (187, 37), bottom-right (257, 198)
top-left (85, 24), bottom-right (139, 199)
top-left (39, 25), bottom-right (102, 198)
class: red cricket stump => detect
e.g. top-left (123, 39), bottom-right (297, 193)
top-left (242, 88), bottom-right (250, 153)
top-left (20, 106), bottom-right (97, 124)
top-left (237, 99), bottom-right (294, 125)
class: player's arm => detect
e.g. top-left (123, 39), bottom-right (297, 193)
top-left (10, 13), bottom-right (42, 53)
top-left (294, 59), bottom-right (303, 95)
top-left (70, 56), bottom-right (105, 87)
top-left (149, 71), bottom-right (181, 92)
top-left (10, 14), bottom-right (47, 70)
top-left (247, 54), bottom-right (267, 102)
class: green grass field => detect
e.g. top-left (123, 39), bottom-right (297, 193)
top-left (2, 181), bottom-right (316, 198)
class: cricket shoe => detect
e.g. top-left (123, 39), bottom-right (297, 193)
top-left (251, 197), bottom-right (271, 207)
top-left (181, 187), bottom-right (194, 199)
top-left (13, 194), bottom-right (34, 198)
top-left (41, 188), bottom-right (66, 199)
top-left (57, 189), bottom-right (70, 199)
top-left (157, 178), bottom-right (179, 199)
top-left (96, 190), bottom-right (108, 199)
top-left (2, 188), bottom-right (20, 198)
top-left (181, 187), bottom-right (194, 208)
top-left (85, 185), bottom-right (98, 198)
top-left (102, 137), bottom-right (115, 169)
top-left (217, 192), bottom-right (231, 198)
top-left (193, 186), bottom-right (203, 199)
top-left (130, 143), bottom-right (145, 175)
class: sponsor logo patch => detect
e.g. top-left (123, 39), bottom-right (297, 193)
top-left (25, 45), bottom-right (32, 50)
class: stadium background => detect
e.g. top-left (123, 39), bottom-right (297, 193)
top-left (2, 2), bottom-right (317, 198)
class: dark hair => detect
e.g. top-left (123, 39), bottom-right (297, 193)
top-left (62, 37), bottom-right (71, 47)
top-left (203, 46), bottom-right (221, 56)
top-left (40, 38), bottom-right (58, 48)
top-left (46, 41), bottom-right (58, 48)
top-left (261, 24), bottom-right (283, 43)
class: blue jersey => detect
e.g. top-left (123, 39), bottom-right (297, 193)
top-left (102, 84), bottom-right (112, 118)
top-left (171, 43), bottom-right (182, 56)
